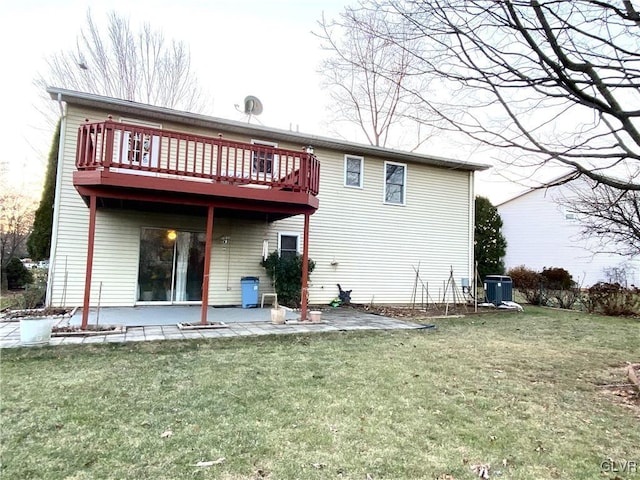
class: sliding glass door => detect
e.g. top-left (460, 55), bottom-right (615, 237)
top-left (137, 228), bottom-right (206, 302)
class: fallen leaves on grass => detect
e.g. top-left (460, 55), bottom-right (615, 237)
top-left (195, 458), bottom-right (225, 467)
top-left (599, 363), bottom-right (640, 417)
top-left (470, 463), bottom-right (491, 478)
top-left (626, 362), bottom-right (640, 392)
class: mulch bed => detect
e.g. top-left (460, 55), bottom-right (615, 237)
top-left (336, 303), bottom-right (503, 320)
top-left (177, 322), bottom-right (228, 330)
top-left (52, 324), bottom-right (126, 336)
top-left (1, 307), bottom-right (74, 322)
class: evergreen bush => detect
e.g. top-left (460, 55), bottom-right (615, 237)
top-left (28, 121), bottom-right (60, 261)
top-left (261, 251), bottom-right (315, 308)
top-left (475, 196), bottom-right (507, 280)
top-left (5, 257), bottom-right (33, 290)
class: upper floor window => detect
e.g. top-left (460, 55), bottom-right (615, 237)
top-left (384, 161), bottom-right (406, 205)
top-left (344, 155), bottom-right (364, 188)
top-left (251, 140), bottom-right (277, 176)
top-left (119, 118), bottom-right (161, 167)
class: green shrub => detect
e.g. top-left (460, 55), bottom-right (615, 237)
top-left (19, 285), bottom-right (46, 309)
top-left (5, 257), bottom-right (33, 290)
top-left (261, 251), bottom-right (315, 308)
top-left (586, 282), bottom-right (640, 316)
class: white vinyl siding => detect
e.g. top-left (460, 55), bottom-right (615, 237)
top-left (498, 184), bottom-right (640, 287)
top-left (275, 152), bottom-right (471, 305)
top-left (344, 155), bottom-right (364, 188)
top-left (48, 106), bottom-right (280, 307)
top-left (49, 103), bottom-right (475, 308)
top-left (47, 106), bottom-right (97, 307)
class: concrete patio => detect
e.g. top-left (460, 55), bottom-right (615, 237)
top-left (0, 306), bottom-right (427, 348)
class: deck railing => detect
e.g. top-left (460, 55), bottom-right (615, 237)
top-left (76, 119), bottom-right (320, 195)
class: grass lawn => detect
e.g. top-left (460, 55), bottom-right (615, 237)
top-left (1, 307), bottom-right (638, 479)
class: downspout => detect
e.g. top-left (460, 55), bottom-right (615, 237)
top-left (469, 170), bottom-right (476, 312)
top-left (45, 93), bottom-right (67, 307)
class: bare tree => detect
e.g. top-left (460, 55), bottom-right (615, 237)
top-left (39, 10), bottom-right (205, 112)
top-left (348, 0), bottom-right (640, 190)
top-left (315, 7), bottom-right (437, 149)
top-left (0, 189), bottom-right (37, 270)
top-left (559, 180), bottom-right (640, 257)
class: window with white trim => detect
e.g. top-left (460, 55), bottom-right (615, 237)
top-left (251, 140), bottom-right (278, 176)
top-left (278, 233), bottom-right (299, 261)
top-left (344, 155), bottom-right (364, 188)
top-left (118, 118), bottom-right (162, 167)
top-left (384, 161), bottom-right (406, 205)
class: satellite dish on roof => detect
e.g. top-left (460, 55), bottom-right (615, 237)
top-left (244, 95), bottom-right (263, 116)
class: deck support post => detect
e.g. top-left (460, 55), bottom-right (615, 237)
top-left (301, 212), bottom-right (310, 321)
top-left (201, 205), bottom-right (215, 325)
top-left (81, 195), bottom-right (97, 329)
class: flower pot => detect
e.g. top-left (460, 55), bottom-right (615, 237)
top-left (20, 317), bottom-right (54, 346)
top-left (309, 310), bottom-right (322, 323)
top-left (271, 307), bottom-right (286, 324)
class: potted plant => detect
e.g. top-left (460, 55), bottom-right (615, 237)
top-left (270, 298), bottom-right (286, 324)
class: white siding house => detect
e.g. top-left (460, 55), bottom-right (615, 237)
top-left (46, 88), bottom-right (488, 321)
top-left (497, 179), bottom-right (640, 287)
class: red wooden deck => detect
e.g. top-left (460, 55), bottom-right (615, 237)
top-left (73, 118), bottom-right (320, 328)
top-left (74, 118), bottom-right (320, 214)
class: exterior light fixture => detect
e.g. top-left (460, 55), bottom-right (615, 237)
top-left (167, 230), bottom-right (177, 241)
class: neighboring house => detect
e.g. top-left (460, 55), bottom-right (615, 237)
top-left (497, 176), bottom-right (640, 287)
top-left (46, 88), bottom-right (488, 326)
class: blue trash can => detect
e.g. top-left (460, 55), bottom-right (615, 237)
top-left (484, 275), bottom-right (513, 306)
top-left (241, 276), bottom-right (260, 308)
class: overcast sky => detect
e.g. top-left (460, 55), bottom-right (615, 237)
top-left (1, 0), bottom-right (521, 203)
